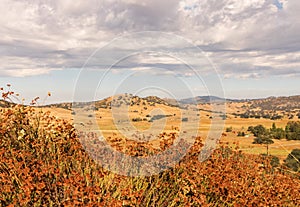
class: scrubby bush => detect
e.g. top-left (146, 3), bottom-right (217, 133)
top-left (131, 117), bottom-right (143, 122)
top-left (285, 121), bottom-right (300, 140)
top-left (237, 131), bottom-right (245, 137)
top-left (226, 127), bottom-right (233, 132)
top-left (181, 117), bottom-right (188, 122)
top-left (285, 149), bottom-right (300, 172)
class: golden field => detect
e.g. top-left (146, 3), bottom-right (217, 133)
top-left (42, 96), bottom-right (300, 161)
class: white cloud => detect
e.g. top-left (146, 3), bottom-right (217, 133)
top-left (0, 0), bottom-right (299, 79)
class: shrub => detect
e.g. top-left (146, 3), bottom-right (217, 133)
top-left (132, 117), bottom-right (143, 122)
top-left (285, 149), bottom-right (300, 172)
top-left (237, 131), bottom-right (245, 137)
top-left (181, 117), bottom-right (188, 122)
top-left (226, 127), bottom-right (233, 132)
top-left (248, 125), bottom-right (267, 137)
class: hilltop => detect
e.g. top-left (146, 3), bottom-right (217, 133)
top-left (43, 94), bottom-right (179, 111)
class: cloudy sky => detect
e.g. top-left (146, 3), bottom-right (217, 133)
top-left (0, 0), bottom-right (299, 103)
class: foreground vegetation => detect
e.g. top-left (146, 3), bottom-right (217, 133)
top-left (0, 102), bottom-right (299, 206)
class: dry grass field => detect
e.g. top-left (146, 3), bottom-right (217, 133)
top-left (42, 95), bottom-right (300, 161)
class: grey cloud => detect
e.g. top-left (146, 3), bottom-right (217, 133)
top-left (0, 0), bottom-right (299, 79)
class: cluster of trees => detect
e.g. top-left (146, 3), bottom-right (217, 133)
top-left (149, 114), bottom-right (172, 122)
top-left (248, 121), bottom-right (300, 141)
top-left (247, 123), bottom-right (300, 172)
top-left (238, 112), bottom-right (283, 120)
top-left (248, 125), bottom-right (275, 155)
top-left (131, 117), bottom-right (144, 122)
top-left (285, 121), bottom-right (300, 140)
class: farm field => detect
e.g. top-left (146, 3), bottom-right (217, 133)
top-left (43, 96), bottom-right (300, 161)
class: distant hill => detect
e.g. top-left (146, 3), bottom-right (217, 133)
top-left (229, 95), bottom-right (300, 120)
top-left (4, 94), bottom-right (299, 114)
top-left (94, 94), bottom-right (178, 109)
top-left (248, 95), bottom-right (300, 111)
top-left (179, 96), bottom-right (237, 104)
top-left (43, 94), bottom-right (178, 110)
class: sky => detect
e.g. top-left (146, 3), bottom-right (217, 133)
top-left (0, 0), bottom-right (299, 104)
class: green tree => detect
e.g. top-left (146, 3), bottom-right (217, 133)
top-left (271, 123), bottom-right (276, 132)
top-left (253, 136), bottom-right (274, 155)
top-left (248, 125), bottom-right (268, 137)
top-left (237, 131), bottom-right (245, 137)
top-left (226, 127), bottom-right (233, 132)
top-left (271, 127), bottom-right (286, 139)
top-left (284, 149), bottom-right (300, 172)
top-left (285, 121), bottom-right (300, 140)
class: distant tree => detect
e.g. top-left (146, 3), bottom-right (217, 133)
top-left (284, 149), bottom-right (300, 172)
top-left (240, 113), bottom-right (249, 118)
top-left (273, 128), bottom-right (286, 139)
top-left (285, 121), bottom-right (300, 140)
top-left (271, 123), bottom-right (276, 132)
top-left (237, 131), bottom-right (245, 137)
top-left (253, 135), bottom-right (274, 155)
top-left (269, 123), bottom-right (285, 139)
top-left (220, 114), bottom-right (227, 120)
top-left (132, 117), bottom-right (143, 122)
top-left (226, 127), bottom-right (233, 132)
top-left (248, 126), bottom-right (254, 133)
top-left (248, 125), bottom-right (268, 137)
top-left (182, 117), bottom-right (188, 122)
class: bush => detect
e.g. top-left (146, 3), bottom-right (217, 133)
top-left (248, 125), bottom-right (267, 137)
top-left (285, 121), bottom-right (300, 140)
top-left (132, 117), bottom-right (143, 122)
top-left (237, 131), bottom-right (245, 137)
top-left (226, 127), bottom-right (233, 132)
top-left (261, 154), bottom-right (280, 168)
top-left (285, 149), bottom-right (300, 172)
top-left (181, 117), bottom-right (188, 122)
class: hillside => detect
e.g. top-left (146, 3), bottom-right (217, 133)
top-left (180, 95), bottom-right (227, 104)
top-left (249, 95), bottom-right (300, 111)
top-left (42, 94), bottom-right (300, 112)
top-left (230, 96), bottom-right (300, 120)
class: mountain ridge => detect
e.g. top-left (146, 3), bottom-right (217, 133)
top-left (1, 94), bottom-right (300, 110)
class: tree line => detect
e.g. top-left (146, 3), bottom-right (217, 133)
top-left (248, 121), bottom-right (300, 141)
